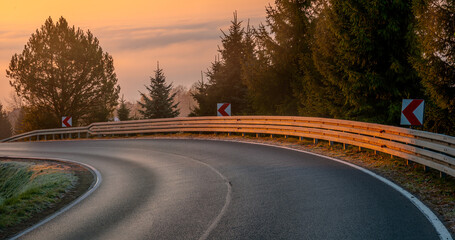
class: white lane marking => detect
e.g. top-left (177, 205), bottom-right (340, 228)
top-left (195, 160), bottom-right (232, 240)
top-left (136, 137), bottom-right (453, 240)
top-left (211, 139), bottom-right (454, 240)
top-left (11, 137), bottom-right (451, 239)
top-left (142, 149), bottom-right (232, 240)
top-left (1, 156), bottom-right (102, 240)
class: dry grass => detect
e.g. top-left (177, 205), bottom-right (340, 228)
top-left (0, 160), bottom-right (77, 238)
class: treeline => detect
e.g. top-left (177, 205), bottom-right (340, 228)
top-left (2, 17), bottom-right (187, 136)
top-left (2, 0), bottom-right (454, 138)
top-left (190, 0), bottom-right (454, 135)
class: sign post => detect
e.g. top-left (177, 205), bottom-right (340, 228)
top-left (62, 116), bottom-right (72, 127)
top-left (400, 99), bottom-right (424, 126)
top-left (217, 103), bottom-right (231, 116)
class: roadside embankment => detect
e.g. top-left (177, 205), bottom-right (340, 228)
top-left (0, 159), bottom-right (93, 239)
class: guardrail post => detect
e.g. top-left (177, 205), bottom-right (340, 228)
top-left (29, 137), bottom-right (31, 142)
top-left (343, 143), bottom-right (346, 150)
top-left (299, 136), bottom-right (302, 141)
top-left (256, 133), bottom-right (259, 138)
top-left (329, 141), bottom-right (333, 147)
top-left (44, 135), bottom-right (47, 141)
top-left (228, 132), bottom-right (231, 136)
top-left (37, 135), bottom-right (40, 141)
top-left (358, 146), bottom-right (362, 151)
top-left (314, 138), bottom-right (318, 144)
top-left (53, 134), bottom-right (55, 140)
top-left (86, 133), bottom-right (89, 138)
top-left (61, 134), bottom-right (63, 139)
top-left (242, 133), bottom-right (245, 137)
top-left (423, 165), bottom-right (428, 173)
top-left (78, 132), bottom-right (81, 138)
top-left (270, 134), bottom-right (273, 139)
top-left (69, 133), bottom-right (72, 139)
top-left (440, 172), bottom-right (446, 178)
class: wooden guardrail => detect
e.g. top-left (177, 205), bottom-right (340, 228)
top-left (2, 116), bottom-right (454, 177)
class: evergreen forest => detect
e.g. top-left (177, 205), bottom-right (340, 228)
top-left (190, 0), bottom-right (455, 135)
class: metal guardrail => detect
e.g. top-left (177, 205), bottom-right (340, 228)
top-left (2, 116), bottom-right (454, 177)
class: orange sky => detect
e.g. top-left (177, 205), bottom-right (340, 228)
top-left (0, 0), bottom-right (272, 108)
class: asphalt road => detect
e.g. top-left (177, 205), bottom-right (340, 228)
top-left (0, 139), bottom-right (442, 239)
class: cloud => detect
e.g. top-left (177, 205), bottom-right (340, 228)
top-left (92, 17), bottom-right (264, 52)
top-left (0, 30), bottom-right (30, 51)
top-left (0, 15), bottom-right (267, 102)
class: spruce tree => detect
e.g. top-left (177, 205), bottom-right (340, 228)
top-left (412, 0), bottom-right (455, 135)
top-left (0, 104), bottom-right (12, 139)
top-left (117, 95), bottom-right (130, 121)
top-left (191, 12), bottom-right (250, 116)
top-left (190, 71), bottom-right (215, 116)
top-left (138, 63), bottom-right (179, 119)
top-left (209, 12), bottom-right (250, 115)
top-left (313, 0), bottom-right (422, 124)
top-left (246, 0), bottom-right (319, 115)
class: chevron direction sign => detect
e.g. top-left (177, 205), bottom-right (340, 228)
top-left (401, 99), bottom-right (424, 126)
top-left (217, 103), bottom-right (231, 116)
top-left (62, 116), bottom-right (72, 127)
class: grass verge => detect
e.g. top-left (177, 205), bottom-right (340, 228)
top-left (0, 159), bottom-right (93, 239)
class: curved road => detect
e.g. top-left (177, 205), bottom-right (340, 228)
top-left (0, 139), bottom-right (444, 239)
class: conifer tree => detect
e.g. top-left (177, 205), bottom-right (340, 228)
top-left (412, 0), bottom-right (455, 135)
top-left (117, 95), bottom-right (130, 121)
top-left (246, 0), bottom-right (319, 115)
top-left (138, 63), bottom-right (179, 119)
top-left (313, 0), bottom-right (422, 124)
top-left (0, 103), bottom-right (12, 139)
top-left (190, 71), bottom-right (214, 116)
top-left (191, 12), bottom-right (250, 116)
top-left (212, 11), bottom-right (250, 115)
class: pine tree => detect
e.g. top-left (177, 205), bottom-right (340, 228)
top-left (412, 0), bottom-right (455, 135)
top-left (117, 95), bottom-right (130, 121)
top-left (190, 71), bottom-right (215, 116)
top-left (313, 0), bottom-right (422, 124)
top-left (212, 11), bottom-right (250, 115)
top-left (191, 12), bottom-right (250, 116)
top-left (245, 0), bottom-right (319, 115)
top-left (0, 104), bottom-right (12, 139)
top-left (138, 63), bottom-right (179, 119)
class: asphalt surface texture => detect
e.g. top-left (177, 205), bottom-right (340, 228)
top-left (0, 139), bottom-right (441, 239)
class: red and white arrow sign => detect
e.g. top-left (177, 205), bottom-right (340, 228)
top-left (217, 103), bottom-right (231, 116)
top-left (62, 116), bottom-right (72, 127)
top-left (401, 99), bottom-right (424, 126)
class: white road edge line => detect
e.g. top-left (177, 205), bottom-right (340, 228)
top-left (11, 137), bottom-right (451, 239)
top-left (1, 156), bottom-right (102, 240)
top-left (217, 139), bottom-right (453, 240)
top-left (138, 137), bottom-right (453, 240)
